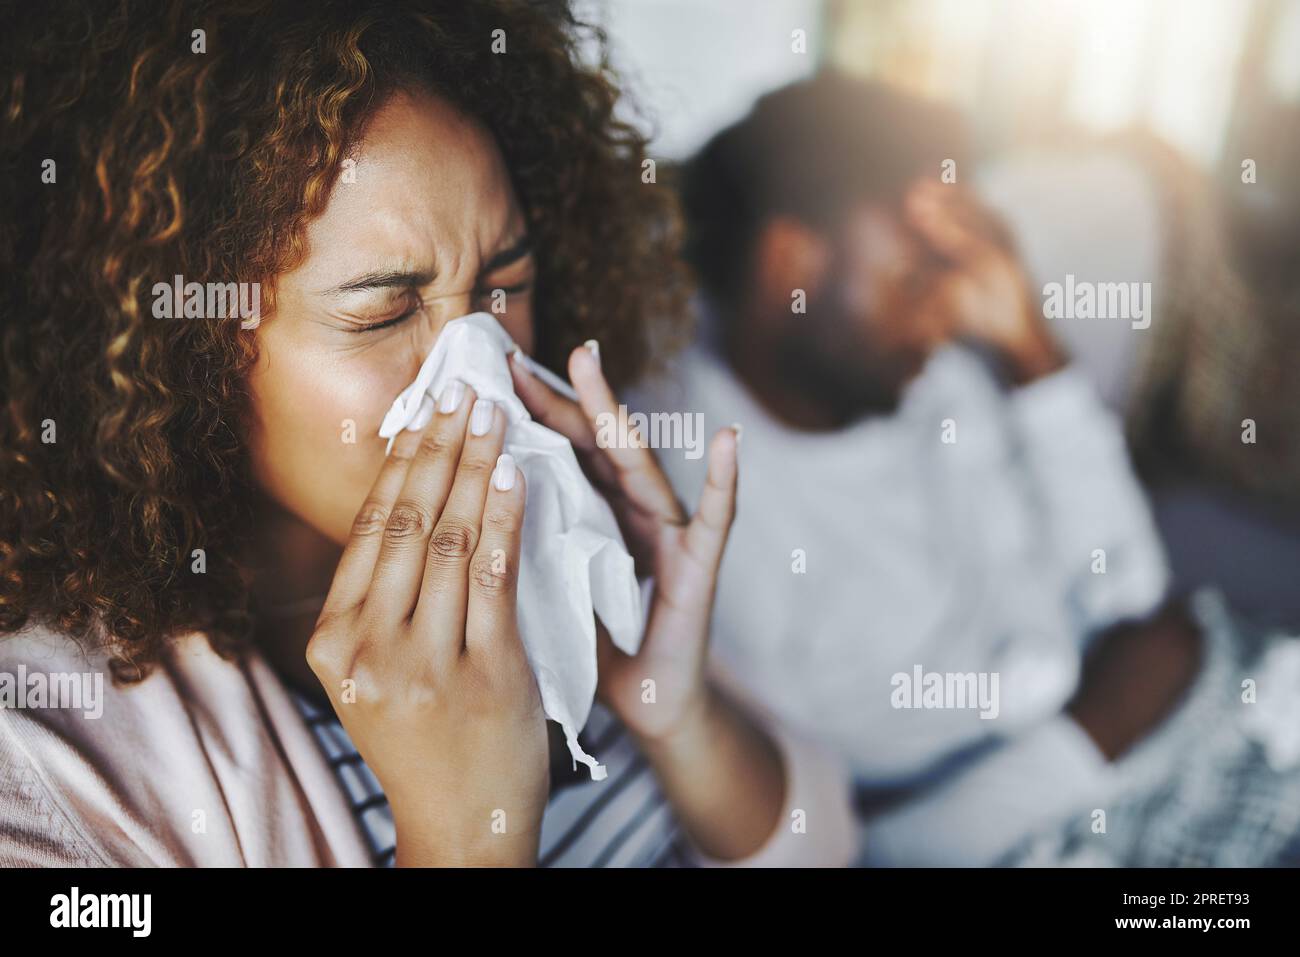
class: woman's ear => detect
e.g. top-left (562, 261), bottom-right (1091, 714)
top-left (753, 215), bottom-right (832, 314)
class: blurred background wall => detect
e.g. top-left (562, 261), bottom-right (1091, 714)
top-left (586, 0), bottom-right (1300, 167)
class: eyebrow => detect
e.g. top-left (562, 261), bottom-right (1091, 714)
top-left (327, 268), bottom-right (437, 296)
top-left (324, 234), bottom-right (533, 298)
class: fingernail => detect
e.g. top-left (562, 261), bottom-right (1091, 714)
top-left (410, 393), bottom-right (436, 430)
top-left (470, 398), bottom-right (494, 436)
top-left (510, 347), bottom-right (533, 376)
top-left (731, 422), bottom-right (743, 449)
top-left (583, 339), bottom-right (600, 366)
top-left (438, 379), bottom-right (465, 414)
top-left (492, 453), bottom-right (517, 491)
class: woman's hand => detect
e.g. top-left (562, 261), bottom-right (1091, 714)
top-left (510, 344), bottom-right (739, 741)
top-left (513, 346), bottom-right (792, 861)
top-left (305, 382), bottom-right (549, 867)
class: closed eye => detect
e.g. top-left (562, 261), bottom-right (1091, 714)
top-left (350, 295), bottom-right (425, 334)
top-left (354, 307), bottom-right (420, 333)
top-left (351, 279), bottom-right (532, 334)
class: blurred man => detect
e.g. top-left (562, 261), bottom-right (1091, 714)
top-left (633, 72), bottom-right (1202, 864)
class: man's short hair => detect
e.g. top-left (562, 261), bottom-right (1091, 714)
top-left (681, 70), bottom-right (969, 310)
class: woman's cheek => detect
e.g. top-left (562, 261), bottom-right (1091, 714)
top-left (249, 342), bottom-right (401, 545)
top-left (315, 359), bottom-right (411, 540)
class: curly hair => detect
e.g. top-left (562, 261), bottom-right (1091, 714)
top-left (0, 0), bottom-right (691, 679)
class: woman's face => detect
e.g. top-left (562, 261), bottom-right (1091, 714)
top-left (248, 90), bottom-right (536, 545)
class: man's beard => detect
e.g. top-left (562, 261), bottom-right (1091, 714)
top-left (774, 299), bottom-right (912, 425)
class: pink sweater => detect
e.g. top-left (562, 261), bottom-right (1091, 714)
top-left (0, 623), bottom-right (857, 867)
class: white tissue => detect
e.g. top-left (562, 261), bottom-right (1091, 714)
top-left (378, 312), bottom-right (642, 780)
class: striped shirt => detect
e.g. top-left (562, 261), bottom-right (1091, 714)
top-left (290, 688), bottom-right (691, 867)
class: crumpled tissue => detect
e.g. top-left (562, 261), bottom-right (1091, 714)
top-left (378, 312), bottom-right (642, 779)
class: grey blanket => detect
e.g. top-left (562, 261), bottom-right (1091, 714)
top-left (1002, 589), bottom-right (1300, 867)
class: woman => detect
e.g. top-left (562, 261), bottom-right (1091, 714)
top-left (0, 0), bottom-right (854, 866)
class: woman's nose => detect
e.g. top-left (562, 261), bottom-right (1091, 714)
top-left (409, 292), bottom-right (475, 364)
